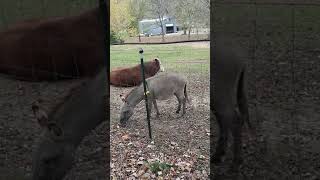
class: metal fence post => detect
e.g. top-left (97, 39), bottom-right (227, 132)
top-left (139, 48), bottom-right (152, 140)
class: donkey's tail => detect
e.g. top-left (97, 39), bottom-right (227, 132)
top-left (184, 83), bottom-right (191, 104)
top-left (238, 67), bottom-right (254, 134)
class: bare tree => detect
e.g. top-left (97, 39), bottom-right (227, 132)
top-left (172, 0), bottom-right (209, 40)
top-left (129, 0), bottom-right (147, 42)
top-left (148, 0), bottom-right (169, 42)
top-left (172, 0), bottom-right (196, 39)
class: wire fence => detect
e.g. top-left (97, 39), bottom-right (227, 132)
top-left (212, 1), bottom-right (320, 179)
top-left (0, 1), bottom-right (106, 180)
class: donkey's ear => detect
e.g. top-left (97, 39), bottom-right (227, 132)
top-left (119, 94), bottom-right (126, 102)
top-left (32, 101), bottom-right (49, 128)
top-left (47, 122), bottom-right (64, 138)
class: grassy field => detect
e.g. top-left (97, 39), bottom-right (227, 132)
top-left (110, 43), bottom-right (210, 74)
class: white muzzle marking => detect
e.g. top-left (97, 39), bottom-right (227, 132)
top-left (158, 59), bottom-right (165, 72)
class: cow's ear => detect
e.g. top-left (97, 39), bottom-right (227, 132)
top-left (32, 101), bottom-right (49, 128)
top-left (119, 94), bottom-right (126, 102)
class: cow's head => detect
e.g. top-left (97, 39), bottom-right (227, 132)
top-left (154, 58), bottom-right (165, 72)
top-left (31, 101), bottom-right (74, 180)
top-left (119, 93), bottom-right (134, 127)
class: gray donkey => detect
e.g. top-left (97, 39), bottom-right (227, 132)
top-left (31, 68), bottom-right (107, 180)
top-left (119, 72), bottom-right (189, 127)
top-left (212, 35), bottom-right (254, 172)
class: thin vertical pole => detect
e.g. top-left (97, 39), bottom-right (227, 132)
top-left (139, 48), bottom-right (152, 139)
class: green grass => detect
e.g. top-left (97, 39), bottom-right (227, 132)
top-left (110, 43), bottom-right (210, 74)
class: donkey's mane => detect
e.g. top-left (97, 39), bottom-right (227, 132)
top-left (49, 79), bottom-right (88, 120)
top-left (125, 84), bottom-right (143, 101)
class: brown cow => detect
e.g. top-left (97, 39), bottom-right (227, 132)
top-left (0, 7), bottom-right (105, 81)
top-left (110, 58), bottom-right (164, 87)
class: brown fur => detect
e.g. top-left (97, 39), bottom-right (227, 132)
top-left (110, 59), bottom-right (161, 87)
top-left (0, 7), bottom-right (105, 81)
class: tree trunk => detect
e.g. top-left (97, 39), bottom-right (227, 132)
top-left (188, 26), bottom-right (191, 40)
top-left (159, 17), bottom-right (165, 42)
top-left (161, 25), bottom-right (165, 42)
top-left (196, 27), bottom-right (199, 40)
top-left (138, 34), bottom-right (141, 42)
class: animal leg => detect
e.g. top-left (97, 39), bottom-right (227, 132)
top-left (182, 96), bottom-right (186, 116)
top-left (176, 91), bottom-right (186, 117)
top-left (152, 98), bottom-right (160, 117)
top-left (174, 93), bottom-right (182, 114)
top-left (147, 98), bottom-right (153, 116)
top-left (213, 111), bottom-right (229, 164)
top-left (230, 109), bottom-right (243, 171)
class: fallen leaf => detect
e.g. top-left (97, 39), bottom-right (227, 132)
top-left (171, 141), bottom-right (178, 146)
top-left (141, 173), bottom-right (150, 179)
top-left (122, 134), bottom-right (130, 141)
top-left (199, 155), bottom-right (205, 159)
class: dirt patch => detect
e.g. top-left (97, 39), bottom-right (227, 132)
top-left (110, 72), bottom-right (210, 179)
top-left (0, 75), bottom-right (107, 179)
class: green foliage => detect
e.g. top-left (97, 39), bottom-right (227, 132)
top-left (148, 161), bottom-right (172, 174)
top-left (110, 0), bottom-right (137, 42)
top-left (110, 30), bottom-right (122, 44)
top-left (128, 0), bottom-right (147, 33)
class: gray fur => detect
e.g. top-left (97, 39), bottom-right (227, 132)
top-left (32, 69), bottom-right (107, 180)
top-left (120, 72), bottom-right (189, 127)
top-left (212, 35), bottom-right (253, 171)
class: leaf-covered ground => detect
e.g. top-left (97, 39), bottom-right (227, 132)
top-left (110, 72), bottom-right (210, 179)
